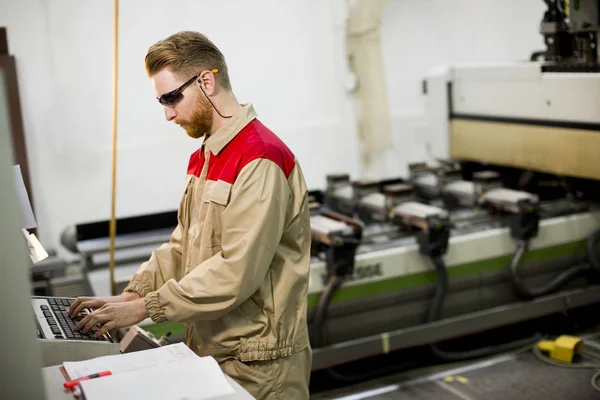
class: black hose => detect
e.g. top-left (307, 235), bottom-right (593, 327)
top-left (431, 333), bottom-right (542, 361)
top-left (427, 256), bottom-right (541, 360)
top-left (324, 358), bottom-right (420, 383)
top-left (587, 227), bottom-right (600, 273)
top-left (426, 256), bottom-right (448, 323)
top-left (312, 274), bottom-right (422, 382)
top-left (311, 274), bottom-right (343, 348)
top-left (510, 240), bottom-right (588, 299)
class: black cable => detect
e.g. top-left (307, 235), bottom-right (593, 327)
top-left (197, 82), bottom-right (232, 119)
top-left (311, 274), bottom-right (343, 348)
top-left (312, 274), bottom-right (422, 382)
top-left (510, 240), bottom-right (589, 299)
top-left (426, 256), bottom-right (448, 323)
top-left (432, 334), bottom-right (542, 361)
top-left (427, 256), bottom-right (542, 360)
top-left (324, 358), bottom-right (420, 383)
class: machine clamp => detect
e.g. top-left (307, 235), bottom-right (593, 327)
top-left (390, 202), bottom-right (451, 257)
top-left (481, 188), bottom-right (540, 241)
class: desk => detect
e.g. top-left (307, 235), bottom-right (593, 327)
top-left (42, 365), bottom-right (255, 400)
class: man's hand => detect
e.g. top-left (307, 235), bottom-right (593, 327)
top-left (74, 299), bottom-right (149, 339)
top-left (69, 292), bottom-right (141, 319)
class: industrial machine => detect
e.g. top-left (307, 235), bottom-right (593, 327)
top-left (308, 167), bottom-right (599, 370)
top-left (306, 0), bottom-right (600, 374)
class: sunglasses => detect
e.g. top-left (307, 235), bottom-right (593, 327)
top-left (157, 69), bottom-right (219, 107)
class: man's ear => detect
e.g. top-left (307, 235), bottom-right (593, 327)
top-left (197, 70), bottom-right (216, 96)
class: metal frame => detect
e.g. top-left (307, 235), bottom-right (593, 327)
top-left (311, 284), bottom-right (600, 370)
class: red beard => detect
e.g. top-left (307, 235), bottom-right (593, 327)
top-left (175, 96), bottom-right (213, 139)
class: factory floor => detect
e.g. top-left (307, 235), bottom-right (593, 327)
top-left (310, 331), bottom-right (600, 400)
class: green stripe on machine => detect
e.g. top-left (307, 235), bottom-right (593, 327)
top-left (306, 240), bottom-right (586, 308)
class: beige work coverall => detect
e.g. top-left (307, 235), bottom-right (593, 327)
top-left (124, 104), bottom-right (312, 399)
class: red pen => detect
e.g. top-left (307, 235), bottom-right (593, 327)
top-left (63, 370), bottom-right (112, 389)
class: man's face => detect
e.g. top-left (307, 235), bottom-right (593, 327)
top-left (152, 68), bottom-right (213, 139)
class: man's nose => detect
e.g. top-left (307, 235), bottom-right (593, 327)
top-left (164, 106), bottom-right (177, 121)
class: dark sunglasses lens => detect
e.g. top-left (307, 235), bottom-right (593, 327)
top-left (159, 92), bottom-right (183, 106)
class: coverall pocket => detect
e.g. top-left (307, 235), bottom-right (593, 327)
top-left (236, 295), bottom-right (262, 319)
top-left (208, 179), bottom-right (231, 206)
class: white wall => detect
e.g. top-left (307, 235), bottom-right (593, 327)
top-left (1, 0), bottom-right (360, 254)
top-left (0, 0), bottom-right (546, 254)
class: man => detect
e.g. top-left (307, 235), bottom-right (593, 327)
top-left (69, 31), bottom-right (312, 399)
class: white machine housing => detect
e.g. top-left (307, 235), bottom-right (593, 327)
top-left (425, 63), bottom-right (600, 181)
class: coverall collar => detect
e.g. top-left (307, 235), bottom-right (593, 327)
top-left (204, 103), bottom-right (257, 156)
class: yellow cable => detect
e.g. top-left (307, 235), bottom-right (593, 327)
top-left (109, 0), bottom-right (119, 296)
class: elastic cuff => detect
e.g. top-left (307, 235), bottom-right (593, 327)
top-left (124, 280), bottom-right (153, 298)
top-left (144, 292), bottom-right (167, 323)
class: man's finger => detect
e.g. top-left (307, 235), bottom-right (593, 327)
top-left (74, 313), bottom-right (91, 332)
top-left (70, 299), bottom-right (103, 319)
top-left (68, 297), bottom-right (89, 316)
top-left (74, 309), bottom-right (100, 332)
top-left (93, 321), bottom-right (116, 339)
top-left (70, 301), bottom-right (90, 319)
top-left (82, 313), bottom-right (111, 334)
